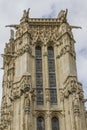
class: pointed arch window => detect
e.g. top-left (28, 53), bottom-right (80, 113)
top-left (35, 46), bottom-right (43, 105)
top-left (37, 116), bottom-right (45, 130)
top-left (48, 46), bottom-right (57, 104)
top-left (52, 117), bottom-right (59, 130)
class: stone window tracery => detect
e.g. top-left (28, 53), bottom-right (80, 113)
top-left (48, 46), bottom-right (57, 105)
top-left (37, 116), bottom-right (45, 130)
top-left (35, 46), bottom-right (43, 105)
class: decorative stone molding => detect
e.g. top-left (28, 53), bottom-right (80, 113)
top-left (29, 26), bottom-right (58, 45)
top-left (63, 76), bottom-right (84, 101)
top-left (11, 74), bottom-right (32, 101)
top-left (72, 93), bottom-right (80, 114)
top-left (16, 44), bottom-right (32, 57)
top-left (59, 88), bottom-right (64, 102)
top-left (58, 23), bottom-right (74, 39)
top-left (45, 111), bottom-right (52, 119)
top-left (13, 88), bottom-right (21, 100)
top-left (24, 92), bottom-right (30, 113)
top-left (57, 44), bottom-right (76, 59)
top-left (0, 111), bottom-right (10, 129)
top-left (34, 111), bottom-right (45, 118)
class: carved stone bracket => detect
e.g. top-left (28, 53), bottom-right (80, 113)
top-left (63, 76), bottom-right (84, 100)
top-left (12, 74), bottom-right (32, 100)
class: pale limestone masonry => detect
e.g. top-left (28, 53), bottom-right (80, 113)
top-left (0, 9), bottom-right (87, 130)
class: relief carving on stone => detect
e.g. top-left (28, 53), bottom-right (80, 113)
top-left (63, 76), bottom-right (84, 100)
top-left (16, 44), bottom-right (32, 57)
top-left (45, 111), bottom-right (52, 119)
top-left (29, 26), bottom-right (59, 45)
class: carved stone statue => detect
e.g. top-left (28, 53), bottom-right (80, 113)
top-left (24, 89), bottom-right (35, 108)
top-left (25, 92), bottom-right (30, 107)
top-left (23, 8), bottom-right (30, 18)
top-left (58, 9), bottom-right (68, 22)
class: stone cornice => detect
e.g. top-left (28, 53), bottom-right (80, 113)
top-left (28, 18), bottom-right (62, 26)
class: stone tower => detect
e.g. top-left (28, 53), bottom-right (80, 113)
top-left (0, 9), bottom-right (87, 130)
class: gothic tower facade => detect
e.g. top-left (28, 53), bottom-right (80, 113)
top-left (0, 9), bottom-right (87, 130)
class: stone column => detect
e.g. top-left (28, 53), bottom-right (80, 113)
top-left (45, 111), bottom-right (51, 130)
top-left (59, 89), bottom-right (66, 130)
top-left (24, 93), bottom-right (30, 130)
top-left (24, 109), bottom-right (30, 130)
top-left (74, 113), bottom-right (80, 130)
top-left (73, 94), bottom-right (81, 130)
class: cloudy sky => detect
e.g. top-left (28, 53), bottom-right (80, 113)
top-left (0, 0), bottom-right (87, 108)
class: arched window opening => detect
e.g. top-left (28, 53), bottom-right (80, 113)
top-left (48, 46), bottom-right (57, 104)
top-left (35, 46), bottom-right (43, 105)
top-left (52, 117), bottom-right (59, 130)
top-left (37, 116), bottom-right (45, 130)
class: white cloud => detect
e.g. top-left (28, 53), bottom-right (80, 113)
top-left (0, 0), bottom-right (87, 108)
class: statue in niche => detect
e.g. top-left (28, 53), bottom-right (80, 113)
top-left (24, 88), bottom-right (35, 107)
top-left (25, 92), bottom-right (30, 107)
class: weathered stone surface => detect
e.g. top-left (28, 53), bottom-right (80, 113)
top-left (0, 9), bottom-right (87, 130)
